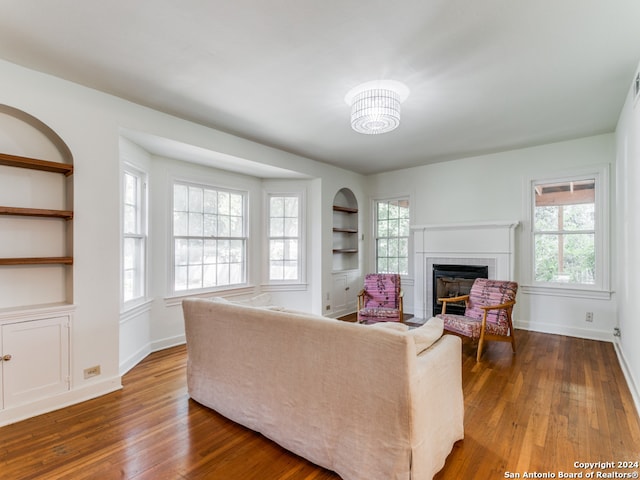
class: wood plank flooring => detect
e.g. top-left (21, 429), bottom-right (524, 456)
top-left (1, 330), bottom-right (638, 479)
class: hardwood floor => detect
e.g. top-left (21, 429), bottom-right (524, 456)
top-left (1, 330), bottom-right (638, 479)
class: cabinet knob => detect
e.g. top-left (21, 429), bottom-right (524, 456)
top-left (1, 354), bottom-right (11, 362)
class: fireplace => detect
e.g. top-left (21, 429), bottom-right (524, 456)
top-left (432, 264), bottom-right (488, 316)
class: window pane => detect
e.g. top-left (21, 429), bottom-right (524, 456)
top-left (285, 239), bottom-right (298, 260)
top-left (284, 197), bottom-right (298, 217)
top-left (175, 239), bottom-right (188, 265)
top-left (174, 184), bottom-right (188, 211)
top-left (175, 265), bottom-right (188, 291)
top-left (188, 239), bottom-right (203, 264)
top-left (564, 204), bottom-right (595, 231)
top-left (377, 238), bottom-right (388, 257)
top-left (534, 234), bottom-right (559, 282)
top-left (563, 233), bottom-right (595, 284)
top-left (203, 240), bottom-right (216, 264)
top-left (204, 214), bottom-right (216, 236)
top-left (188, 265), bottom-right (202, 289)
top-left (377, 202), bottom-right (388, 220)
top-left (377, 257), bottom-right (388, 273)
top-left (270, 217), bottom-right (284, 237)
top-left (229, 240), bottom-right (243, 262)
top-left (188, 212), bottom-right (203, 236)
top-left (203, 264), bottom-right (217, 288)
top-left (124, 205), bottom-right (137, 234)
top-left (283, 261), bottom-right (298, 280)
top-left (124, 238), bottom-right (135, 269)
top-left (188, 187), bottom-right (203, 213)
top-left (218, 192), bottom-right (230, 215)
top-left (534, 206), bottom-right (558, 231)
top-left (124, 173), bottom-right (136, 204)
top-left (377, 220), bottom-right (388, 237)
top-left (174, 212), bottom-right (188, 236)
top-left (218, 215), bottom-right (230, 237)
top-left (230, 193), bottom-right (243, 216)
top-left (217, 263), bottom-right (230, 285)
top-left (204, 190), bottom-right (217, 214)
top-left (270, 196), bottom-right (284, 217)
top-left (270, 262), bottom-right (284, 280)
top-left (399, 217), bottom-right (410, 237)
top-left (230, 216), bottom-right (243, 237)
top-left (270, 239), bottom-right (284, 260)
top-left (284, 218), bottom-right (298, 237)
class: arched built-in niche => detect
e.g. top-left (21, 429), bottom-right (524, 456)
top-left (0, 104), bottom-right (74, 309)
top-left (332, 188), bottom-right (358, 271)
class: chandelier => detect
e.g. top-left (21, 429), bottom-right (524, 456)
top-left (345, 80), bottom-right (409, 135)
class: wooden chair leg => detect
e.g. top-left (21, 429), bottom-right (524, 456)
top-left (508, 311), bottom-right (516, 353)
top-left (477, 314), bottom-right (487, 362)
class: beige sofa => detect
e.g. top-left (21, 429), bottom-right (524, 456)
top-left (182, 298), bottom-right (464, 480)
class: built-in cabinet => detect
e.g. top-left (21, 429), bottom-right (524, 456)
top-left (0, 105), bottom-right (74, 414)
top-left (0, 311), bottom-right (71, 410)
top-left (331, 270), bottom-right (360, 317)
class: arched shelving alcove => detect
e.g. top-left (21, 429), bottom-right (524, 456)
top-left (332, 187), bottom-right (358, 272)
top-left (0, 104), bottom-right (74, 309)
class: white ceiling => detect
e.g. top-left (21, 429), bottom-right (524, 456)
top-left (1, 0), bottom-right (639, 175)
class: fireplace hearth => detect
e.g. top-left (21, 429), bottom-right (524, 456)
top-left (432, 264), bottom-right (488, 316)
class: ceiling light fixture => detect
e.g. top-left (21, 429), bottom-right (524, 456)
top-left (345, 80), bottom-right (410, 135)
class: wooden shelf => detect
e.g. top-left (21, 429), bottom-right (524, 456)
top-left (0, 257), bottom-right (73, 266)
top-left (332, 249), bottom-right (358, 254)
top-left (0, 206), bottom-right (73, 220)
top-left (0, 153), bottom-right (73, 176)
top-left (332, 205), bottom-right (358, 214)
top-left (333, 227), bottom-right (358, 233)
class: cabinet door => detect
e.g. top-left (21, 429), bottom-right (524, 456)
top-left (332, 274), bottom-right (349, 314)
top-left (2, 316), bottom-right (70, 409)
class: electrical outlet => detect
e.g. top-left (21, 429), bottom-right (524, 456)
top-left (585, 312), bottom-right (593, 322)
top-left (84, 365), bottom-right (101, 379)
top-left (325, 304), bottom-right (331, 311)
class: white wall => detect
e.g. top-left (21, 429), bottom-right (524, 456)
top-left (614, 66), bottom-right (640, 412)
top-left (367, 134), bottom-right (617, 340)
top-left (0, 58), bottom-right (366, 424)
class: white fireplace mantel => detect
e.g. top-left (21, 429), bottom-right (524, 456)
top-left (411, 221), bottom-right (519, 319)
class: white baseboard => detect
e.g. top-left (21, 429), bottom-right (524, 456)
top-left (514, 320), bottom-right (613, 342)
top-left (119, 343), bottom-right (152, 376)
top-left (613, 341), bottom-right (640, 419)
top-left (0, 376), bottom-right (122, 428)
top-left (151, 334), bottom-right (185, 352)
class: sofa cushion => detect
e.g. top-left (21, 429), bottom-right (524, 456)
top-left (358, 307), bottom-right (401, 318)
top-left (408, 317), bottom-right (444, 355)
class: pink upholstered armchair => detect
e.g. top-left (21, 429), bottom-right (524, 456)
top-left (437, 278), bottom-right (518, 362)
top-left (357, 274), bottom-right (403, 324)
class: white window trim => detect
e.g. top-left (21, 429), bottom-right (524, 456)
top-left (169, 178), bottom-right (249, 297)
top-left (263, 189), bottom-right (306, 286)
top-left (121, 163), bottom-right (149, 310)
top-left (520, 164), bottom-right (610, 299)
top-left (371, 194), bottom-right (413, 279)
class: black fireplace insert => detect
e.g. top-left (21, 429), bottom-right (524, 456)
top-left (432, 264), bottom-right (488, 316)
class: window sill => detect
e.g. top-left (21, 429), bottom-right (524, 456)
top-left (520, 284), bottom-right (612, 300)
top-left (261, 283), bottom-right (308, 292)
top-left (120, 298), bottom-right (154, 322)
top-left (164, 285), bottom-right (257, 307)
